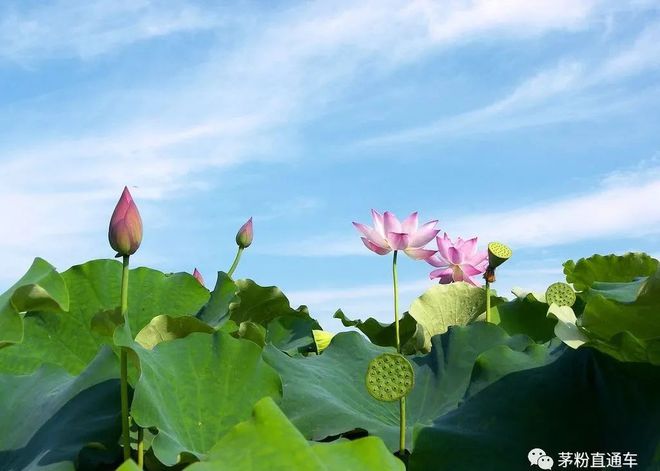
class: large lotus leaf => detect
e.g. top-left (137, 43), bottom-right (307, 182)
top-left (187, 397), bottom-right (404, 471)
top-left (263, 323), bottom-right (553, 451)
top-left (564, 252), bottom-right (658, 291)
top-left (265, 315), bottom-right (321, 355)
top-left (408, 283), bottom-right (503, 350)
top-left (334, 309), bottom-right (423, 354)
top-left (228, 279), bottom-right (311, 326)
top-left (0, 259), bottom-right (209, 375)
top-left (117, 330), bottom-right (282, 466)
top-left (487, 292), bottom-right (556, 342)
top-left (0, 257), bottom-right (68, 347)
top-left (196, 272), bottom-right (238, 327)
top-left (409, 347), bottom-right (660, 471)
top-left (585, 279), bottom-right (647, 303)
top-left (0, 347), bottom-right (120, 470)
top-left (584, 332), bottom-right (660, 365)
top-left (134, 314), bottom-right (214, 350)
top-left (582, 268), bottom-right (660, 341)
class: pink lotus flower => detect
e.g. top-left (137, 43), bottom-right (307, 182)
top-left (108, 187), bottom-right (143, 257)
top-left (353, 210), bottom-right (439, 259)
top-left (192, 268), bottom-right (205, 286)
top-left (236, 217), bottom-right (253, 249)
top-left (426, 233), bottom-right (488, 286)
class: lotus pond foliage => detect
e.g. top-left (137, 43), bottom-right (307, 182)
top-left (0, 190), bottom-right (658, 470)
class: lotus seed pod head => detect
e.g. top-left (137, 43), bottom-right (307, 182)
top-left (487, 242), bottom-right (512, 269)
top-left (192, 268), bottom-right (205, 287)
top-left (545, 282), bottom-right (576, 307)
top-left (236, 217), bottom-right (253, 249)
top-left (108, 186), bottom-right (143, 257)
top-left (312, 330), bottom-right (335, 353)
top-left (365, 353), bottom-right (415, 402)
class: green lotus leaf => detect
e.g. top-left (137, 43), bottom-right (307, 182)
top-left (228, 278), bottom-right (311, 326)
top-left (584, 278), bottom-right (647, 303)
top-left (0, 347), bottom-right (120, 470)
top-left (0, 259), bottom-right (209, 375)
top-left (266, 315), bottom-right (321, 355)
top-left (488, 292), bottom-right (557, 342)
top-left (564, 252), bottom-right (658, 291)
top-left (264, 322), bottom-right (553, 451)
top-left (409, 348), bottom-right (660, 471)
top-left (334, 309), bottom-right (423, 354)
top-left (117, 330), bottom-right (282, 466)
top-left (115, 460), bottom-right (141, 471)
top-left (409, 282), bottom-right (504, 350)
top-left (0, 257), bottom-right (68, 348)
top-left (582, 268), bottom-right (660, 341)
top-left (134, 314), bottom-right (214, 350)
top-left (197, 271), bottom-right (238, 327)
top-left (187, 397), bottom-right (404, 471)
top-left (236, 321), bottom-right (267, 347)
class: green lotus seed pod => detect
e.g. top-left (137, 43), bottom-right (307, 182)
top-left (545, 282), bottom-right (576, 307)
top-left (312, 330), bottom-right (335, 354)
top-left (487, 242), bottom-right (512, 269)
top-left (365, 353), bottom-right (414, 402)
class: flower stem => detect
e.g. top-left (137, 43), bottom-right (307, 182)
top-left (485, 280), bottom-right (491, 323)
top-left (392, 251), bottom-right (400, 352)
top-left (227, 247), bottom-right (244, 278)
top-left (120, 255), bottom-right (131, 461)
top-left (137, 427), bottom-right (144, 468)
top-left (392, 250), bottom-right (405, 454)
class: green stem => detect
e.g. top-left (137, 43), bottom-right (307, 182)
top-left (137, 427), bottom-right (144, 468)
top-left (485, 280), bottom-right (491, 323)
top-left (392, 251), bottom-right (400, 352)
top-left (227, 247), bottom-right (244, 278)
top-left (392, 250), bottom-right (405, 454)
top-left (120, 255), bottom-right (131, 461)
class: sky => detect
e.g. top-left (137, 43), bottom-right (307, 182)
top-left (1, 0), bottom-right (660, 331)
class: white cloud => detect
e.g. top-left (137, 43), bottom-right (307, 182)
top-left (360, 20), bottom-right (660, 146)
top-left (449, 170), bottom-right (660, 247)
top-left (0, 0), bottom-right (220, 61)
top-left (0, 0), bottom-right (644, 287)
top-left (278, 162), bottom-right (660, 258)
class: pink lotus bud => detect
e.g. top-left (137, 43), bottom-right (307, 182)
top-left (235, 217), bottom-right (253, 249)
top-left (192, 268), bottom-right (205, 286)
top-left (108, 187), bottom-right (143, 257)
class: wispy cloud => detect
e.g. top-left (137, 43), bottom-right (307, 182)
top-left (277, 161), bottom-right (660, 257)
top-left (360, 21), bottom-right (660, 146)
top-left (0, 0), bottom-right (651, 288)
top-left (0, 0), bottom-right (220, 62)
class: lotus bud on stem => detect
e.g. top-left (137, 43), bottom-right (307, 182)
top-left (108, 187), bottom-right (144, 467)
top-left (484, 242), bottom-right (512, 323)
top-left (228, 217), bottom-right (253, 278)
top-left (192, 268), bottom-right (205, 287)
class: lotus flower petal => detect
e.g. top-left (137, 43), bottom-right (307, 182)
top-left (383, 211), bottom-right (402, 235)
top-left (371, 209), bottom-right (386, 238)
top-left (408, 221), bottom-right (440, 247)
top-left (352, 222), bottom-right (389, 249)
top-left (360, 237), bottom-right (391, 255)
top-left (404, 247), bottom-right (437, 260)
top-left (387, 232), bottom-right (410, 250)
top-left (401, 212), bottom-right (418, 234)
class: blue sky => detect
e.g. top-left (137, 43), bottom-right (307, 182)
top-left (2, 0), bottom-right (660, 331)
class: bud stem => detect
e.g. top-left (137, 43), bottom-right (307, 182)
top-left (485, 280), bottom-right (491, 323)
top-left (227, 247), bottom-right (244, 278)
top-left (119, 255), bottom-right (131, 461)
